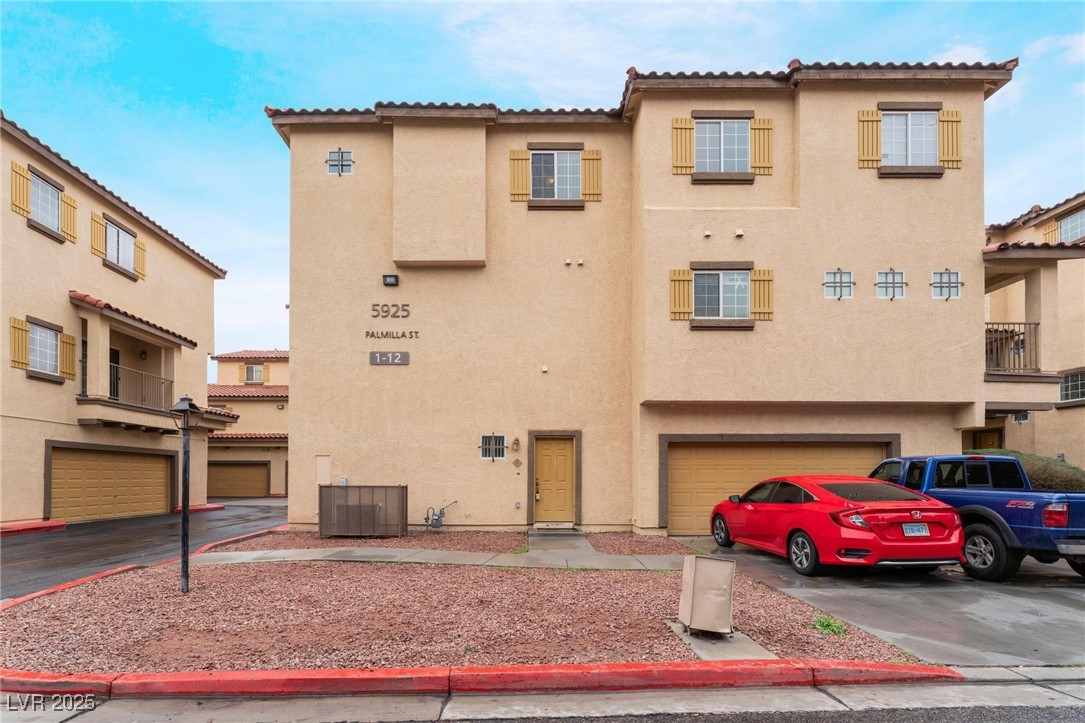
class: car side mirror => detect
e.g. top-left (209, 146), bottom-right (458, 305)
top-left (728, 495), bottom-right (741, 503)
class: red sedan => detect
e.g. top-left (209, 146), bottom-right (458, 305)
top-left (710, 475), bottom-right (964, 576)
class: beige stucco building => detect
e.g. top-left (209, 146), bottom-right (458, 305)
top-left (269, 58), bottom-right (1066, 536)
top-left (983, 191), bottom-right (1085, 465)
top-left (1, 113), bottom-right (232, 526)
top-left (207, 349), bottom-right (290, 497)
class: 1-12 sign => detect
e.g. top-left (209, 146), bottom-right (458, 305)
top-left (370, 351), bottom-right (410, 365)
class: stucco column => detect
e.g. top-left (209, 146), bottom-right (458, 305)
top-left (1024, 263), bottom-right (1060, 373)
top-left (80, 313), bottom-right (110, 398)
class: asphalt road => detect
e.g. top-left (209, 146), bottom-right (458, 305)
top-left (0, 500), bottom-right (286, 600)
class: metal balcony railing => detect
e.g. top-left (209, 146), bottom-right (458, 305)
top-left (108, 363), bottom-right (174, 410)
top-left (985, 322), bottom-right (1040, 373)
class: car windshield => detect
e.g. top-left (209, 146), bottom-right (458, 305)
top-left (820, 482), bottom-right (928, 502)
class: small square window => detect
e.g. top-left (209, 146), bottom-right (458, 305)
top-left (930, 270), bottom-right (962, 299)
top-left (823, 269), bottom-right (854, 299)
top-left (327, 149), bottom-right (353, 175)
top-left (480, 434), bottom-right (506, 460)
top-left (245, 364), bottom-right (264, 383)
top-left (1012, 412), bottom-right (1030, 424)
top-left (30, 173), bottom-right (61, 231)
top-left (876, 270), bottom-right (907, 300)
top-left (29, 323), bottom-right (60, 375)
top-left (531, 151), bottom-right (580, 200)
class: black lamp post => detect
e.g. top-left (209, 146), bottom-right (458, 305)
top-left (170, 394), bottom-right (203, 593)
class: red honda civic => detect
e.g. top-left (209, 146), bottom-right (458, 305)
top-left (709, 475), bottom-right (965, 576)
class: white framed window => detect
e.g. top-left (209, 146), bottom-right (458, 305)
top-left (1059, 209), bottom-right (1084, 244)
top-left (327, 149), bottom-right (353, 176)
top-left (29, 323), bottom-right (59, 375)
top-left (876, 269), bottom-right (907, 300)
top-left (694, 271), bottom-right (750, 319)
top-left (30, 173), bottom-right (61, 231)
top-left (530, 151), bottom-right (580, 199)
top-left (882, 112), bottom-right (938, 166)
top-left (823, 269), bottom-right (855, 300)
top-left (1062, 372), bottom-right (1085, 402)
top-left (695, 120), bottom-right (750, 173)
top-left (480, 434), bottom-right (506, 460)
top-left (1012, 411), bottom-right (1030, 424)
top-left (105, 220), bottom-right (136, 271)
top-left (930, 270), bottom-right (962, 300)
top-left (245, 364), bottom-right (263, 383)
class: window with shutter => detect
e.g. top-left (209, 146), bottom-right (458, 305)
top-left (1057, 210), bottom-right (1084, 244)
top-left (11, 316), bottom-right (68, 382)
top-left (676, 112), bottom-right (772, 183)
top-left (860, 104), bottom-right (960, 177)
top-left (670, 265), bottom-right (772, 329)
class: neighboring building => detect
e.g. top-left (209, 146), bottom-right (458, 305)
top-left (268, 58), bottom-right (1061, 536)
top-left (1, 112), bottom-right (232, 526)
top-left (983, 192), bottom-right (1085, 465)
top-left (206, 350), bottom-right (289, 497)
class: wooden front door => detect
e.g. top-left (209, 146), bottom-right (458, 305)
top-left (534, 437), bottom-right (575, 523)
top-left (974, 430), bottom-right (1003, 450)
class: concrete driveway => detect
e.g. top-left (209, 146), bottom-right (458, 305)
top-left (682, 537), bottom-right (1085, 666)
top-left (1, 499), bottom-right (286, 600)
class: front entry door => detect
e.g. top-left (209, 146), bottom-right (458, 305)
top-left (534, 437), bottom-right (575, 523)
top-left (974, 430), bottom-right (1002, 449)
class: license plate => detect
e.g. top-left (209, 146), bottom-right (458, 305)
top-left (902, 523), bottom-right (929, 537)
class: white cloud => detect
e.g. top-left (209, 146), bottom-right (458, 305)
top-left (1025, 32), bottom-right (1085, 65)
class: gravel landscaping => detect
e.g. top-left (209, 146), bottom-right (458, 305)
top-left (216, 530), bottom-right (529, 553)
top-left (586, 532), bottom-right (694, 556)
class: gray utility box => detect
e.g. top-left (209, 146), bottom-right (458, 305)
top-left (677, 555), bottom-right (736, 635)
top-left (318, 485), bottom-right (408, 537)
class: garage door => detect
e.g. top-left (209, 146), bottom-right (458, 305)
top-left (667, 442), bottom-right (887, 535)
top-left (208, 463), bottom-right (268, 498)
top-left (51, 448), bottom-right (171, 522)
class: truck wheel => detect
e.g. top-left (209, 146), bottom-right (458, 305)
top-left (962, 523), bottom-right (1024, 582)
top-left (1068, 561), bottom-right (1085, 579)
top-left (712, 515), bottom-right (734, 548)
top-left (788, 531), bottom-right (822, 576)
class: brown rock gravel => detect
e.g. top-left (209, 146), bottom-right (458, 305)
top-left (215, 530), bottom-right (528, 553)
top-left (586, 533), bottom-right (694, 556)
top-left (1, 562), bottom-right (912, 674)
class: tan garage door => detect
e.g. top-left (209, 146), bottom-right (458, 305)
top-left (667, 442), bottom-right (887, 535)
top-left (51, 448), bottom-right (171, 522)
top-left (208, 464), bottom-right (268, 498)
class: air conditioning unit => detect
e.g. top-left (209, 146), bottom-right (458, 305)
top-left (318, 485), bottom-right (408, 537)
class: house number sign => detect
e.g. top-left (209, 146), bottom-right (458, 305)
top-left (370, 351), bottom-right (410, 365)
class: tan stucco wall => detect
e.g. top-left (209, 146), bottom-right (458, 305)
top-left (215, 358), bottom-right (289, 385)
top-left (208, 445), bottom-right (289, 495)
top-left (1, 129), bottom-right (218, 523)
top-left (212, 398), bottom-right (287, 434)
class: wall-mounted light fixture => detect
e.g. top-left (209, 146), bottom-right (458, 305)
top-left (383, 274), bottom-right (399, 287)
top-left (139, 350), bottom-right (148, 360)
top-left (276, 404), bottom-right (285, 410)
top-left (511, 436), bottom-right (520, 451)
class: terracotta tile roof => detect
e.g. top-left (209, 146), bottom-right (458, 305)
top-left (69, 291), bottom-right (197, 348)
top-left (211, 349), bottom-right (290, 360)
top-left (209, 432), bottom-right (287, 440)
top-left (983, 239), bottom-right (1085, 254)
top-left (207, 384), bottom-right (289, 398)
top-left (988, 190), bottom-right (1085, 230)
top-left (786, 59), bottom-right (1019, 72)
top-left (265, 104), bottom-right (619, 118)
top-left (202, 407), bottom-right (240, 420)
top-left (2, 112), bottom-right (226, 279)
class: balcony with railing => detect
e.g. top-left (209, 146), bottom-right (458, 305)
top-left (985, 322), bottom-right (1039, 373)
top-left (108, 363), bottom-right (174, 411)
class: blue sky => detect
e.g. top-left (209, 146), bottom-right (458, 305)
top-left (3, 1), bottom-right (1083, 367)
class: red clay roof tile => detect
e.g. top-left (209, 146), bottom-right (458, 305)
top-left (207, 384), bottom-right (289, 398)
top-left (211, 350), bottom-right (290, 360)
top-left (209, 432), bottom-right (287, 440)
top-left (69, 291), bottom-right (197, 347)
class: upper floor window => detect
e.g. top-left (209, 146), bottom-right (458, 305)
top-left (29, 322), bottom-right (59, 375)
top-left (882, 111), bottom-right (938, 166)
top-left (694, 270), bottom-right (750, 319)
top-left (531, 151), bottom-right (581, 200)
top-left (876, 270), bottom-right (907, 300)
top-left (695, 120), bottom-right (750, 173)
top-left (823, 269), bottom-right (854, 300)
top-left (1059, 209), bottom-right (1084, 244)
top-left (930, 270), bottom-right (962, 300)
top-left (1063, 372), bottom-right (1085, 402)
top-left (327, 149), bottom-right (353, 176)
top-left (31, 173), bottom-right (61, 232)
top-left (106, 220), bottom-right (136, 271)
top-left (245, 364), bottom-right (264, 383)
top-left (480, 434), bottom-right (506, 460)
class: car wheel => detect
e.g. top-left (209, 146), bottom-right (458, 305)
top-left (962, 523), bottom-right (1024, 582)
top-left (788, 531), bottom-right (822, 576)
top-left (712, 515), bottom-right (734, 548)
top-left (1067, 560), bottom-right (1085, 579)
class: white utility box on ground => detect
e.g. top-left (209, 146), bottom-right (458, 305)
top-left (677, 555), bottom-right (736, 635)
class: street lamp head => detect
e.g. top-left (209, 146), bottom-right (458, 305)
top-left (170, 395), bottom-right (204, 431)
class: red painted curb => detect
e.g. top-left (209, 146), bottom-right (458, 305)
top-left (450, 660), bottom-right (814, 693)
top-left (0, 520), bottom-right (67, 537)
top-left (0, 669), bottom-right (117, 696)
top-left (193, 524), bottom-right (290, 555)
top-left (110, 667), bottom-right (451, 697)
top-left (0, 565), bottom-right (142, 612)
top-left (806, 660), bottom-right (964, 685)
top-left (171, 504), bottom-right (226, 514)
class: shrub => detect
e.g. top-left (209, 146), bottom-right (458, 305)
top-left (965, 449), bottom-right (1085, 491)
top-left (810, 614), bottom-right (847, 636)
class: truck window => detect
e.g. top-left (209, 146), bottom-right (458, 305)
top-left (965, 462), bottom-right (991, 487)
top-left (935, 461), bottom-right (965, 488)
top-left (870, 462), bottom-right (901, 483)
top-left (990, 461), bottom-right (1025, 489)
top-left (904, 461), bottom-right (926, 490)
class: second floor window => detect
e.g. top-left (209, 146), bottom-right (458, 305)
top-left (106, 221), bottom-right (136, 271)
top-left (695, 120), bottom-right (750, 173)
top-left (694, 271), bottom-right (750, 319)
top-left (29, 323), bottom-right (59, 375)
top-left (1063, 372), bottom-right (1085, 402)
top-left (876, 270), bottom-right (907, 300)
top-left (882, 111), bottom-right (938, 166)
top-left (31, 173), bottom-right (61, 231)
top-left (245, 364), bottom-right (263, 383)
top-left (327, 149), bottom-right (353, 175)
top-left (1059, 209), bottom-right (1084, 244)
top-left (531, 151), bottom-right (580, 199)
top-left (931, 270), bottom-right (962, 299)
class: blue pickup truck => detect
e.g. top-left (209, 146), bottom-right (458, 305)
top-left (869, 455), bottom-right (1085, 581)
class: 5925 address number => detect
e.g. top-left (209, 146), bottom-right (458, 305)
top-left (371, 304), bottom-right (409, 318)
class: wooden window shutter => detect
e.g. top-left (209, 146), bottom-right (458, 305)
top-left (238, 363), bottom-right (246, 382)
top-left (10, 317), bottom-right (30, 370)
top-left (750, 269), bottom-right (774, 321)
top-left (669, 269), bottom-right (693, 320)
top-left (11, 162), bottom-right (31, 217)
top-left (61, 194), bottom-right (78, 242)
top-left (938, 110), bottom-right (962, 169)
top-left (60, 333), bottom-right (76, 380)
top-left (134, 238), bottom-right (147, 280)
top-left (858, 110), bottom-right (882, 169)
top-left (262, 363), bottom-right (270, 383)
top-left (1042, 222), bottom-right (1059, 244)
top-left (90, 212), bottom-right (107, 258)
top-left (750, 118), bottom-right (774, 175)
top-left (509, 150), bottom-right (530, 201)
top-left (581, 150), bottom-right (602, 201)
top-left (672, 118), bottom-right (695, 175)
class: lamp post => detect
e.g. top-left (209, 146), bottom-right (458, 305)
top-left (170, 395), bottom-right (203, 593)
